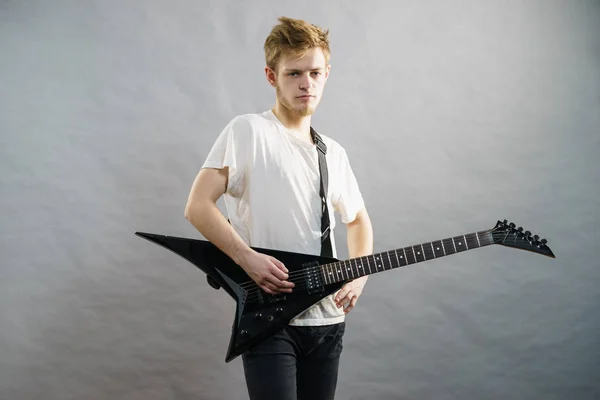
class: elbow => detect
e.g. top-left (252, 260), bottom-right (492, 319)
top-left (184, 200), bottom-right (197, 223)
top-left (184, 198), bottom-right (213, 226)
top-left (349, 207), bottom-right (371, 229)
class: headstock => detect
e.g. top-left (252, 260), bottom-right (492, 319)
top-left (491, 220), bottom-right (555, 258)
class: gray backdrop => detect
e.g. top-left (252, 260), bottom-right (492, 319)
top-left (1, 1), bottom-right (599, 399)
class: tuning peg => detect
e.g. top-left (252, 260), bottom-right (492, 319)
top-left (517, 227), bottom-right (523, 232)
top-left (541, 239), bottom-right (547, 245)
top-left (509, 222), bottom-right (516, 229)
top-left (534, 235), bottom-right (539, 241)
top-left (503, 219), bottom-right (508, 226)
top-left (524, 231), bottom-right (531, 237)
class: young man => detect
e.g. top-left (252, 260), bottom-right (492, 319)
top-left (184, 16), bottom-right (373, 400)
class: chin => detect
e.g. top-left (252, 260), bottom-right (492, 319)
top-left (296, 107), bottom-right (316, 117)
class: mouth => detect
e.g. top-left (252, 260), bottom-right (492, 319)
top-left (297, 95), bottom-right (314, 99)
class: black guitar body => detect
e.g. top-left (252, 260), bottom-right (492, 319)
top-left (136, 232), bottom-right (346, 362)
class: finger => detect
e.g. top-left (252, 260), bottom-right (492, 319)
top-left (345, 296), bottom-right (358, 313)
top-left (334, 288), bottom-right (349, 304)
top-left (261, 283), bottom-right (276, 295)
top-left (270, 257), bottom-right (288, 273)
top-left (272, 281), bottom-right (294, 293)
top-left (270, 264), bottom-right (290, 281)
top-left (266, 276), bottom-right (295, 291)
top-left (335, 289), bottom-right (352, 305)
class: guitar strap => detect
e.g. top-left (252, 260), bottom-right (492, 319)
top-left (310, 127), bottom-right (333, 258)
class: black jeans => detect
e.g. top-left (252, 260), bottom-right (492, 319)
top-left (242, 322), bottom-right (346, 400)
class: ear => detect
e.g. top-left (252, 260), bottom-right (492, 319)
top-left (265, 66), bottom-right (277, 87)
top-left (325, 64), bottom-right (331, 80)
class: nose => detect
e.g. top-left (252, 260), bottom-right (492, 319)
top-left (299, 73), bottom-right (312, 90)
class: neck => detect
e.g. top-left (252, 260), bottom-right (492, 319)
top-left (315, 229), bottom-right (495, 286)
top-left (272, 102), bottom-right (313, 143)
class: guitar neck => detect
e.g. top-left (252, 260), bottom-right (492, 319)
top-left (320, 229), bottom-right (494, 284)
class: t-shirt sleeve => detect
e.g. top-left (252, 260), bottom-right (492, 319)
top-left (333, 148), bottom-right (365, 224)
top-left (201, 116), bottom-right (252, 198)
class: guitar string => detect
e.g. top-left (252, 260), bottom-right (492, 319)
top-left (238, 232), bottom-right (541, 301)
top-left (237, 230), bottom-right (532, 290)
top-left (242, 237), bottom-right (543, 302)
top-left (238, 231), bottom-right (533, 290)
top-left (242, 239), bottom-right (540, 302)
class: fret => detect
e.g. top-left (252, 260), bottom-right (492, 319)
top-left (330, 263), bottom-right (336, 284)
top-left (404, 246), bottom-right (415, 264)
top-left (323, 264), bottom-right (329, 284)
top-left (442, 238), bottom-right (456, 255)
top-left (371, 254), bottom-right (378, 272)
top-left (366, 255), bottom-right (373, 275)
top-left (453, 235), bottom-right (467, 252)
top-left (374, 254), bottom-right (383, 271)
top-left (358, 257), bottom-right (365, 276)
top-left (335, 261), bottom-right (342, 281)
top-left (346, 259), bottom-right (354, 279)
top-left (479, 230), bottom-right (493, 246)
top-left (393, 249), bottom-right (401, 268)
top-left (463, 234), bottom-right (469, 249)
top-left (432, 240), bottom-right (445, 256)
top-left (387, 251), bottom-right (393, 270)
top-left (413, 245), bottom-right (425, 263)
top-left (339, 261), bottom-right (345, 280)
top-left (341, 260), bottom-right (348, 280)
top-left (392, 249), bottom-right (401, 267)
top-left (475, 232), bottom-right (481, 247)
top-left (423, 242), bottom-right (435, 260)
top-left (465, 233), bottom-right (479, 249)
top-left (356, 257), bottom-right (364, 277)
top-left (400, 249), bottom-right (408, 266)
top-left (401, 247), bottom-right (409, 264)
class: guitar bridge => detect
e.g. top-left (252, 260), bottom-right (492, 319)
top-left (267, 293), bottom-right (287, 303)
top-left (303, 261), bottom-right (324, 294)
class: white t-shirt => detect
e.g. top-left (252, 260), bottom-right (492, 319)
top-left (201, 109), bottom-right (365, 326)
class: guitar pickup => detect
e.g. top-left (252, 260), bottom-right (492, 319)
top-left (303, 261), bottom-right (324, 294)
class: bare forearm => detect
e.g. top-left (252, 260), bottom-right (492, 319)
top-left (334, 208), bottom-right (374, 308)
top-left (185, 201), bottom-right (253, 266)
top-left (347, 209), bottom-right (374, 285)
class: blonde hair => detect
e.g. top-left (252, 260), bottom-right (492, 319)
top-left (263, 16), bottom-right (330, 72)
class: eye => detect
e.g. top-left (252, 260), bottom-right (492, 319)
top-left (311, 72), bottom-right (321, 76)
top-left (288, 72), bottom-right (299, 77)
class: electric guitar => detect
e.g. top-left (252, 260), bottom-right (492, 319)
top-left (135, 219), bottom-right (554, 362)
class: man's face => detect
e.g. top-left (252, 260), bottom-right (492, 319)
top-left (269, 47), bottom-right (330, 118)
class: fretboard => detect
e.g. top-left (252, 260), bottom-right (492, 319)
top-left (320, 230), bottom-right (493, 285)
